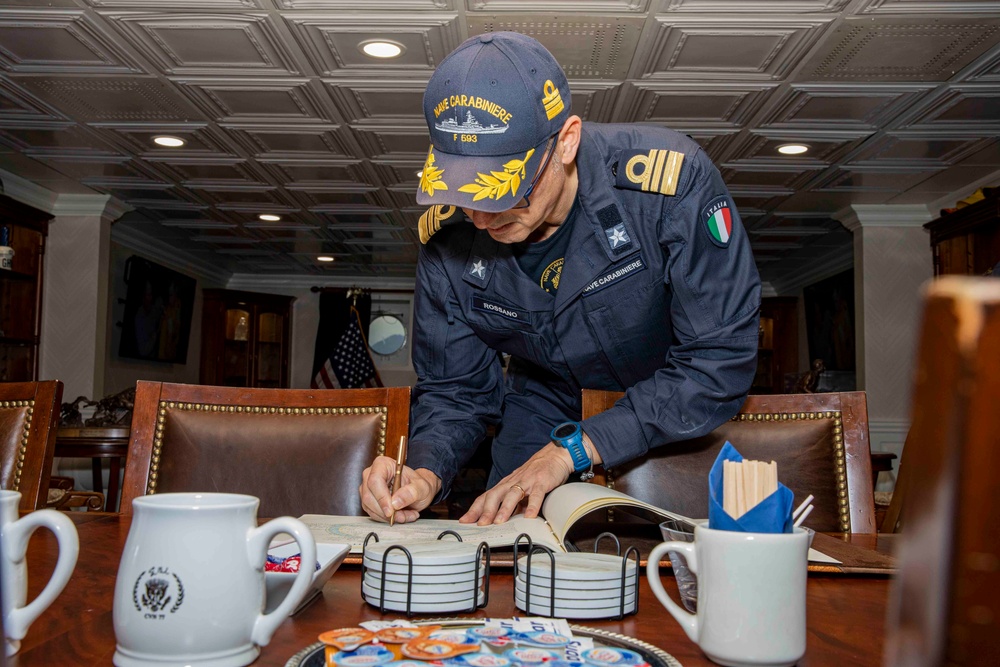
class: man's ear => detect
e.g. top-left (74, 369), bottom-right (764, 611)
top-left (557, 115), bottom-right (582, 164)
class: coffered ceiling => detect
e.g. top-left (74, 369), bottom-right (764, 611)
top-left (1, 0), bottom-right (999, 292)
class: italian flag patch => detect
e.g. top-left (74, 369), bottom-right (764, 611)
top-left (703, 196), bottom-right (734, 247)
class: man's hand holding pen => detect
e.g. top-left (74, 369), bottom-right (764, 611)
top-left (359, 446), bottom-right (442, 524)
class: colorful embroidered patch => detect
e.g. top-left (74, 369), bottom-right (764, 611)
top-left (702, 196), bottom-right (734, 248)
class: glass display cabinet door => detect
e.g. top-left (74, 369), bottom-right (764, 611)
top-left (223, 308), bottom-right (251, 386)
top-left (256, 311), bottom-right (284, 388)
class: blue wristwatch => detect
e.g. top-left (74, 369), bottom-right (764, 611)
top-left (551, 421), bottom-right (594, 481)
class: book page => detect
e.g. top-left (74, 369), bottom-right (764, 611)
top-left (538, 484), bottom-right (840, 563)
top-left (297, 514), bottom-right (566, 554)
top-left (541, 482), bottom-right (695, 544)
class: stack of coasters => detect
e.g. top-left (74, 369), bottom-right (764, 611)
top-left (515, 553), bottom-right (638, 619)
top-left (363, 540), bottom-right (487, 613)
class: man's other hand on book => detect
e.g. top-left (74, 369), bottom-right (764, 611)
top-left (460, 435), bottom-right (603, 526)
top-left (360, 456), bottom-right (442, 524)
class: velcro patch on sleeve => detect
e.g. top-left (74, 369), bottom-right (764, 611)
top-left (615, 149), bottom-right (684, 196)
top-left (701, 195), bottom-right (734, 248)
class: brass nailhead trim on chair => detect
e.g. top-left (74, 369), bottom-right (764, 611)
top-left (147, 401), bottom-right (389, 494)
top-left (1, 400), bottom-right (36, 491)
top-left (604, 409), bottom-right (850, 531)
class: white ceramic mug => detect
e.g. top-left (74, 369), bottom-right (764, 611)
top-left (647, 524), bottom-right (810, 667)
top-left (112, 493), bottom-right (317, 667)
top-left (0, 489), bottom-right (79, 656)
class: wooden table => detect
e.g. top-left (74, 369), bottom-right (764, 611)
top-left (53, 426), bottom-right (129, 512)
top-left (17, 514), bottom-right (894, 666)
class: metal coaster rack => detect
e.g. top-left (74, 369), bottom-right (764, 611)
top-left (360, 530), bottom-right (490, 616)
top-left (512, 532), bottom-right (639, 620)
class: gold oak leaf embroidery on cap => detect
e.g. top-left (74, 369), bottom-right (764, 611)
top-left (457, 148), bottom-right (535, 202)
top-left (420, 150), bottom-right (447, 196)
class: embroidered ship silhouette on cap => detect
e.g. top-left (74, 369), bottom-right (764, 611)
top-left (435, 110), bottom-right (509, 135)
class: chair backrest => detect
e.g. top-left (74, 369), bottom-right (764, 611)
top-left (883, 276), bottom-right (1000, 665)
top-left (581, 389), bottom-right (876, 533)
top-left (0, 380), bottom-right (63, 511)
top-left (120, 381), bottom-right (410, 517)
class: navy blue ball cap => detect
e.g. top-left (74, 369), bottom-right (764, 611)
top-left (417, 32), bottom-right (571, 213)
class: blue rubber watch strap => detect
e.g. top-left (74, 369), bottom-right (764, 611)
top-left (551, 421), bottom-right (590, 473)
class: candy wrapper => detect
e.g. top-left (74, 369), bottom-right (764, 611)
top-left (265, 552), bottom-right (320, 573)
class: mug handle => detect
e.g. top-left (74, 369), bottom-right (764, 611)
top-left (4, 510), bottom-right (79, 642)
top-left (246, 517), bottom-right (316, 647)
top-left (646, 541), bottom-right (699, 642)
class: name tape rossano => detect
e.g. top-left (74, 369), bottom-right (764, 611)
top-left (481, 301), bottom-right (518, 318)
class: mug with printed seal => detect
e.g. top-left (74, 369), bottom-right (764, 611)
top-left (112, 492), bottom-right (316, 667)
top-left (647, 523), bottom-right (810, 667)
top-left (0, 489), bottom-right (80, 656)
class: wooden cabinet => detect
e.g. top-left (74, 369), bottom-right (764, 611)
top-left (925, 190), bottom-right (1000, 276)
top-left (0, 195), bottom-right (51, 382)
top-left (199, 289), bottom-right (294, 388)
top-left (751, 296), bottom-right (798, 394)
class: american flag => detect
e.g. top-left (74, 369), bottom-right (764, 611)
top-left (313, 301), bottom-right (382, 389)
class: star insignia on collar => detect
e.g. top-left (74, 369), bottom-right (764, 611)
top-left (470, 259), bottom-right (486, 279)
top-left (607, 224), bottom-right (630, 249)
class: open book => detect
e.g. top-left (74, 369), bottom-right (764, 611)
top-left (298, 482), bottom-right (681, 555)
top-left (296, 482), bottom-right (838, 564)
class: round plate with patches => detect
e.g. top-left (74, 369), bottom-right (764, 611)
top-left (285, 620), bottom-right (681, 667)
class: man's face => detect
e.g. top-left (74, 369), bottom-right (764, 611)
top-left (461, 143), bottom-right (566, 244)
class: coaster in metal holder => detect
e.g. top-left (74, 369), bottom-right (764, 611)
top-left (513, 532), bottom-right (639, 621)
top-left (593, 531), bottom-right (641, 619)
top-left (360, 530), bottom-right (490, 616)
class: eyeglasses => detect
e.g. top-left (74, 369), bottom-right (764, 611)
top-left (511, 133), bottom-right (559, 210)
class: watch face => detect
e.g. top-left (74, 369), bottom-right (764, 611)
top-left (553, 423), bottom-right (578, 439)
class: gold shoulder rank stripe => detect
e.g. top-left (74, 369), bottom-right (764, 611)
top-left (624, 149), bottom-right (685, 196)
top-left (419, 205), bottom-right (456, 244)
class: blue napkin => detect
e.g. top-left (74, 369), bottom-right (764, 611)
top-left (708, 442), bottom-right (794, 533)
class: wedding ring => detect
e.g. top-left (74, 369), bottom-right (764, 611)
top-left (510, 484), bottom-right (526, 499)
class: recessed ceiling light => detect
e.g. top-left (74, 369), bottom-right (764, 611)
top-left (777, 143), bottom-right (809, 155)
top-left (258, 214), bottom-right (281, 222)
top-left (317, 256), bottom-right (335, 262)
top-left (153, 135), bottom-right (185, 148)
top-left (360, 40), bottom-right (404, 59)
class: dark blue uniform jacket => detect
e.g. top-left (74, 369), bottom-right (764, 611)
top-left (407, 122), bottom-right (761, 497)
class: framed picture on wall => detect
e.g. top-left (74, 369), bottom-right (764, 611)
top-left (118, 256), bottom-right (196, 364)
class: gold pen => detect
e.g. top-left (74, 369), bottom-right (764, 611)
top-left (389, 435), bottom-right (407, 527)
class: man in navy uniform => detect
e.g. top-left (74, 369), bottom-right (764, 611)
top-left (360, 32), bottom-right (760, 525)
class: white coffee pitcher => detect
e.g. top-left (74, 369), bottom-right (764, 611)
top-left (647, 524), bottom-right (810, 667)
top-left (0, 489), bottom-right (79, 656)
top-left (113, 493), bottom-right (316, 667)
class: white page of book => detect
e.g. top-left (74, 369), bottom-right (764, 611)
top-left (295, 514), bottom-right (564, 554)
